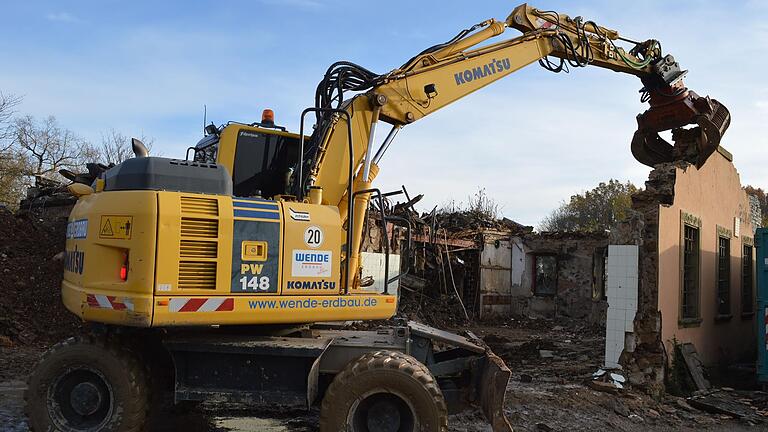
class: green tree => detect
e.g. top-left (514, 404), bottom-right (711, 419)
top-left (744, 185), bottom-right (768, 227)
top-left (540, 179), bottom-right (639, 233)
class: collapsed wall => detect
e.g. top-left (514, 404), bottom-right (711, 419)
top-left (610, 163), bottom-right (678, 396)
top-left (505, 232), bottom-right (609, 323)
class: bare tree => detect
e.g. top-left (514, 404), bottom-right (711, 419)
top-left (0, 92), bottom-right (28, 207)
top-left (440, 188), bottom-right (501, 219)
top-left (98, 129), bottom-right (155, 165)
top-left (0, 92), bottom-right (22, 145)
top-left (12, 115), bottom-right (98, 179)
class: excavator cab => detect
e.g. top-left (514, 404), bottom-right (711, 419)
top-left (192, 111), bottom-right (302, 199)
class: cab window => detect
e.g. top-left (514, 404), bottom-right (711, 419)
top-left (232, 129), bottom-right (299, 198)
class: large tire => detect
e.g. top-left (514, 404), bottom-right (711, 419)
top-left (24, 336), bottom-right (149, 432)
top-left (320, 350), bottom-right (448, 432)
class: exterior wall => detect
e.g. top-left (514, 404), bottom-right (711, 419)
top-left (478, 233), bottom-right (513, 318)
top-left (657, 153), bottom-right (756, 366)
top-left (499, 232), bottom-right (609, 321)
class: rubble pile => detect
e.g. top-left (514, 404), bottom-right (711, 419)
top-left (0, 209), bottom-right (81, 346)
top-left (434, 211), bottom-right (532, 236)
top-left (479, 318), bottom-right (604, 383)
top-left (397, 278), bottom-right (470, 328)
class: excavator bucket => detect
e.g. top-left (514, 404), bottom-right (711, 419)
top-left (408, 322), bottom-right (513, 431)
top-left (478, 349), bottom-right (514, 432)
top-left (631, 89), bottom-right (731, 169)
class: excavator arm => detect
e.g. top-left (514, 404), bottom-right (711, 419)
top-left (302, 3), bottom-right (730, 293)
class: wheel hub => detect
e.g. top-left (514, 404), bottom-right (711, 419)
top-left (366, 399), bottom-right (401, 432)
top-left (351, 392), bottom-right (415, 432)
top-left (48, 367), bottom-right (113, 430)
top-left (70, 382), bottom-right (103, 416)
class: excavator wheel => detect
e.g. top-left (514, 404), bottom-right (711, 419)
top-left (320, 350), bottom-right (448, 432)
top-left (24, 335), bottom-right (149, 432)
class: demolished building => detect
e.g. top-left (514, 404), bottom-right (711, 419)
top-left (613, 148), bottom-right (759, 393)
top-left (363, 147), bottom-right (760, 394)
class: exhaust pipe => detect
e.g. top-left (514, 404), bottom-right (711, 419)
top-left (132, 138), bottom-right (149, 158)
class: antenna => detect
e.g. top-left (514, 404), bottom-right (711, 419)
top-left (203, 104), bottom-right (207, 133)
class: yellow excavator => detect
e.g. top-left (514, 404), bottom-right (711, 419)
top-left (25, 4), bottom-right (729, 432)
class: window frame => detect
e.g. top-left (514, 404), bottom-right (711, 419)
top-left (742, 236), bottom-right (755, 318)
top-left (532, 254), bottom-right (558, 297)
top-left (715, 225), bottom-right (732, 321)
top-left (679, 211), bottom-right (702, 327)
top-left (592, 247), bottom-right (608, 301)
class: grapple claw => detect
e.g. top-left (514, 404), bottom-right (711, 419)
top-left (631, 89), bottom-right (731, 169)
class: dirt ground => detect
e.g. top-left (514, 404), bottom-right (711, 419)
top-left (1, 209), bottom-right (766, 431)
top-left (2, 318), bottom-right (765, 431)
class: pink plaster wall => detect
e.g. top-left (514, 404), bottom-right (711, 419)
top-left (657, 153), bottom-right (756, 365)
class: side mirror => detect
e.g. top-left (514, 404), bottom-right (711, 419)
top-left (132, 138), bottom-right (149, 158)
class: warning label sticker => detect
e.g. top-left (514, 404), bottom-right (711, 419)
top-left (99, 216), bottom-right (133, 240)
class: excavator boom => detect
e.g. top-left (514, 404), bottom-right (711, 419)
top-left (509, 4), bottom-right (731, 168)
top-left (305, 4), bottom-right (731, 218)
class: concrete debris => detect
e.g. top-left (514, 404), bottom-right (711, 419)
top-left (588, 380), bottom-right (621, 394)
top-left (611, 373), bottom-right (626, 383)
top-left (687, 389), bottom-right (768, 424)
top-left (590, 368), bottom-right (627, 391)
top-left (539, 350), bottom-right (554, 359)
top-left (613, 399), bottom-right (630, 416)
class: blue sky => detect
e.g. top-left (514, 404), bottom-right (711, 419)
top-left (1, 0), bottom-right (766, 226)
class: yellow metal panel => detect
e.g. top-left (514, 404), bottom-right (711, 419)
top-left (155, 192), bottom-right (235, 296)
top-left (280, 202), bottom-right (342, 296)
top-left (62, 190), bottom-right (158, 326)
top-left (151, 294), bottom-right (397, 326)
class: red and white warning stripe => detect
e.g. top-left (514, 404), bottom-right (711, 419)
top-left (86, 294), bottom-right (134, 311)
top-left (169, 297), bottom-right (234, 313)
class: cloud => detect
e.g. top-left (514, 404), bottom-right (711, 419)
top-left (46, 12), bottom-right (80, 23)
